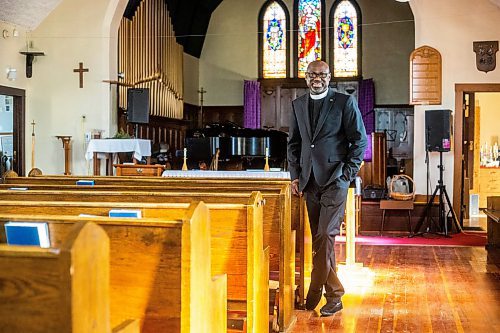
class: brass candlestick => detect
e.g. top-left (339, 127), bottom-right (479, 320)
top-left (264, 147), bottom-right (270, 171)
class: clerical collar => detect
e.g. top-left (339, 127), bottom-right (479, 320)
top-left (309, 89), bottom-right (328, 100)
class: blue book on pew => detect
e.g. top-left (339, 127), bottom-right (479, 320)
top-left (76, 180), bottom-right (95, 186)
top-left (4, 222), bottom-right (50, 248)
top-left (109, 209), bottom-right (142, 218)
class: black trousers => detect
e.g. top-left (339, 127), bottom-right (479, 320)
top-left (304, 173), bottom-right (347, 302)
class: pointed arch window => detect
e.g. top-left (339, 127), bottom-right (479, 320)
top-left (330, 0), bottom-right (361, 78)
top-left (296, 0), bottom-right (324, 78)
top-left (259, 0), bottom-right (289, 78)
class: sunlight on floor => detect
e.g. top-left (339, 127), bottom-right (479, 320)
top-left (335, 264), bottom-right (376, 333)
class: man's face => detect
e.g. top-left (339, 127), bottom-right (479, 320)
top-left (305, 63), bottom-right (331, 95)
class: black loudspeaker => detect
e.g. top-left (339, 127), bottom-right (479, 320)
top-left (425, 109), bottom-right (452, 152)
top-left (127, 88), bottom-right (150, 124)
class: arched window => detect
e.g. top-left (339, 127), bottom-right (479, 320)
top-left (330, 0), bottom-right (361, 78)
top-left (259, 0), bottom-right (290, 78)
top-left (295, 0), bottom-right (325, 78)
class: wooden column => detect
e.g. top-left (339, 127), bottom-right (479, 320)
top-left (345, 188), bottom-right (356, 266)
top-left (55, 136), bottom-right (72, 175)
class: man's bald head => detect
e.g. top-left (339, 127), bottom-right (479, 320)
top-left (305, 60), bottom-right (331, 95)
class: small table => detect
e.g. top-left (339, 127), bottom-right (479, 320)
top-left (114, 164), bottom-right (166, 177)
top-left (379, 199), bottom-right (414, 235)
top-left (85, 139), bottom-right (151, 175)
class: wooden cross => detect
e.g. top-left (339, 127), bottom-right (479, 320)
top-left (73, 62), bottom-right (89, 88)
top-left (197, 87), bottom-right (207, 106)
top-left (197, 87), bottom-right (207, 128)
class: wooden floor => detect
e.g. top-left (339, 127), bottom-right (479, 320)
top-left (289, 244), bottom-right (500, 332)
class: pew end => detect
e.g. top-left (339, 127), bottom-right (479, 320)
top-left (211, 274), bottom-right (228, 333)
top-left (0, 222), bottom-right (111, 333)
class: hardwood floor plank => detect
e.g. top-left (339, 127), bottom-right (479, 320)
top-left (289, 244), bottom-right (500, 332)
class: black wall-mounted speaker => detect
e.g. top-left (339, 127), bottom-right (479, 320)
top-left (425, 109), bottom-right (452, 152)
top-left (127, 88), bottom-right (150, 124)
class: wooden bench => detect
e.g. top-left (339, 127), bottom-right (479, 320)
top-left (0, 184), bottom-right (295, 331)
top-left (0, 194), bottom-right (268, 333)
top-left (0, 221), bottom-right (139, 333)
top-left (0, 202), bottom-right (226, 333)
top-left (2, 175), bottom-right (300, 330)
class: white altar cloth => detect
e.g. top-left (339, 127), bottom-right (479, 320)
top-left (85, 139), bottom-right (151, 161)
top-left (162, 170), bottom-right (291, 179)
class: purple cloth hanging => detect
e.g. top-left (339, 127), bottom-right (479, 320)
top-left (243, 80), bottom-right (261, 129)
top-left (358, 78), bottom-right (375, 161)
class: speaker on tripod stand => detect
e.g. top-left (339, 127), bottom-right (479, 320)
top-left (411, 110), bottom-right (461, 237)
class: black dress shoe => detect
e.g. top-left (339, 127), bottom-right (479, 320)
top-left (305, 288), bottom-right (323, 310)
top-left (320, 300), bottom-right (343, 316)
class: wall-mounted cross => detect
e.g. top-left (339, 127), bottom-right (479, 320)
top-left (73, 62), bottom-right (89, 88)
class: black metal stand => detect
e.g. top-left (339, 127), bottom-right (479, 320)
top-left (411, 151), bottom-right (461, 237)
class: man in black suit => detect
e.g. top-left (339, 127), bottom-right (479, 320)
top-left (287, 60), bottom-right (367, 316)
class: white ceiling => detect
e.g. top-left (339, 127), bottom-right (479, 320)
top-left (0, 0), bottom-right (62, 30)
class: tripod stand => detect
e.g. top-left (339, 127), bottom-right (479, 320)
top-left (411, 151), bottom-right (461, 237)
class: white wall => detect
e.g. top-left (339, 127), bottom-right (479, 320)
top-left (200, 0), bottom-right (268, 106)
top-left (183, 53), bottom-right (200, 105)
top-left (0, 22), bottom-right (29, 89)
top-left (0, 0), bottom-right (127, 175)
top-left (411, 0), bottom-right (500, 197)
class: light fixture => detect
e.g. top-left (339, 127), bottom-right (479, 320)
top-left (264, 88), bottom-right (274, 96)
top-left (6, 67), bottom-right (17, 81)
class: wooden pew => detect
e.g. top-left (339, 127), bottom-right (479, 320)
top-left (0, 185), bottom-right (294, 332)
top-left (0, 195), bottom-right (268, 333)
top-left (2, 175), bottom-right (300, 330)
top-left (0, 202), bottom-right (226, 333)
top-left (0, 221), bottom-right (139, 333)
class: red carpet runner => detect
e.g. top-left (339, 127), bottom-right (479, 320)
top-left (336, 232), bottom-right (487, 247)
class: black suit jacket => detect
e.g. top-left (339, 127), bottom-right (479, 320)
top-left (287, 88), bottom-right (368, 191)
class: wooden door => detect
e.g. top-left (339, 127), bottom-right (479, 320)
top-left (0, 85), bottom-right (25, 177)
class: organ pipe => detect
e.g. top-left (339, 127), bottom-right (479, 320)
top-left (118, 0), bottom-right (184, 119)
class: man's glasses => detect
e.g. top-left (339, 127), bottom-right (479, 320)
top-left (305, 72), bottom-right (330, 79)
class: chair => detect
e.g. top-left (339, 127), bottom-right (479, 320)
top-left (379, 199), bottom-right (414, 235)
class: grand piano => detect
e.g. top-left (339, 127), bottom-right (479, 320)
top-left (185, 122), bottom-right (288, 170)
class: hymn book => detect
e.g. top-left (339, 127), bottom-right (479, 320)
top-left (76, 179), bottom-right (95, 186)
top-left (108, 209), bottom-right (142, 218)
top-left (4, 222), bottom-right (50, 248)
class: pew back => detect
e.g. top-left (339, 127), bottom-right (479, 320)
top-left (0, 222), bottom-right (110, 333)
top-left (0, 202), bottom-right (220, 333)
top-left (1, 175), bottom-right (299, 330)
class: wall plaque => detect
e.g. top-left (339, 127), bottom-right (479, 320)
top-left (409, 45), bottom-right (442, 105)
top-left (473, 41), bottom-right (498, 73)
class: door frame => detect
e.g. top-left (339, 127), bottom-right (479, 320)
top-left (0, 85), bottom-right (25, 176)
top-left (453, 83), bottom-right (500, 223)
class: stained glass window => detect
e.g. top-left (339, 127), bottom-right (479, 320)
top-left (262, 1), bottom-right (287, 78)
top-left (333, 0), bottom-right (358, 77)
top-left (297, 0), bottom-right (322, 78)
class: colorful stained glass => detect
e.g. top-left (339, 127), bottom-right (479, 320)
top-left (297, 0), bottom-right (322, 78)
top-left (263, 2), bottom-right (287, 78)
top-left (333, 0), bottom-right (358, 77)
